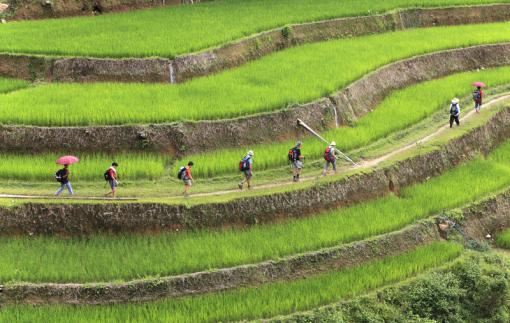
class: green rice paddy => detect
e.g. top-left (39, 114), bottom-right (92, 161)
top-left (0, 153), bottom-right (167, 181)
top-left (182, 66), bottom-right (510, 177)
top-left (1, 66), bottom-right (508, 182)
top-left (2, 22), bottom-right (510, 126)
top-left (0, 77), bottom-right (28, 93)
top-left (0, 0), bottom-right (507, 58)
top-left (0, 242), bottom-right (462, 322)
top-left (2, 139), bottom-right (510, 283)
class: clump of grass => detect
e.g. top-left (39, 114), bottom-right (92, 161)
top-left (496, 228), bottom-right (510, 249)
top-left (0, 77), bottom-right (28, 93)
top-left (180, 66), bottom-right (510, 178)
top-left (2, 22), bottom-right (510, 127)
top-left (0, 242), bottom-right (462, 322)
top-left (0, 153), bottom-right (167, 181)
top-left (1, 140), bottom-right (510, 283)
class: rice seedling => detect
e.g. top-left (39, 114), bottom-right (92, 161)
top-left (2, 22), bottom-right (510, 127)
top-left (1, 140), bottom-right (509, 283)
top-left (0, 0), bottom-right (507, 58)
top-left (0, 242), bottom-right (462, 322)
top-left (0, 77), bottom-right (28, 93)
top-left (496, 228), bottom-right (510, 249)
top-left (0, 153), bottom-right (167, 181)
top-left (181, 66), bottom-right (510, 177)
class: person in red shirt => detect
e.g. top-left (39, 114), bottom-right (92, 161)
top-left (104, 162), bottom-right (119, 198)
top-left (182, 161), bottom-right (194, 197)
top-left (473, 86), bottom-right (483, 113)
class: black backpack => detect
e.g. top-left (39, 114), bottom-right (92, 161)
top-left (55, 169), bottom-right (66, 182)
top-left (288, 147), bottom-right (298, 162)
top-left (104, 169), bottom-right (111, 181)
top-left (473, 90), bottom-right (481, 101)
top-left (177, 166), bottom-right (186, 179)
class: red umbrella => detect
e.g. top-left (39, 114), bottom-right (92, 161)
top-left (472, 81), bottom-right (486, 87)
top-left (56, 155), bottom-right (79, 165)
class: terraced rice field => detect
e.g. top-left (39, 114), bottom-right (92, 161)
top-left (0, 242), bottom-right (462, 322)
top-left (2, 22), bottom-right (510, 126)
top-left (1, 0), bottom-right (508, 57)
top-left (0, 66), bottom-right (507, 182)
top-left (1, 139), bottom-right (510, 282)
top-left (2, 1), bottom-right (510, 321)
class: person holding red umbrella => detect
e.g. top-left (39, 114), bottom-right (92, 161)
top-left (55, 164), bottom-right (73, 196)
top-left (54, 155), bottom-right (79, 196)
top-left (472, 82), bottom-right (485, 114)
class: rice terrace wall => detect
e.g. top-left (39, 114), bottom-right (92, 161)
top-left (3, 0), bottom-right (204, 20)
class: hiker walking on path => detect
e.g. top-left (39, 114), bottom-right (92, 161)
top-left (55, 164), bottom-right (73, 196)
top-left (449, 98), bottom-right (460, 128)
top-left (238, 150), bottom-right (254, 190)
top-left (473, 86), bottom-right (484, 113)
top-left (104, 162), bottom-right (119, 198)
top-left (179, 161), bottom-right (194, 197)
top-left (289, 141), bottom-right (304, 182)
top-left (322, 141), bottom-right (337, 176)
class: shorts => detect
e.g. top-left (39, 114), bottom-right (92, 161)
top-left (183, 179), bottom-right (192, 186)
top-left (109, 179), bottom-right (118, 190)
top-left (243, 169), bottom-right (252, 179)
top-left (292, 160), bottom-right (303, 169)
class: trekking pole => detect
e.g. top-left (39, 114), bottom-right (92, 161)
top-left (297, 119), bottom-right (358, 166)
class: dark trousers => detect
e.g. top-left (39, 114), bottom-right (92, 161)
top-left (449, 115), bottom-right (459, 128)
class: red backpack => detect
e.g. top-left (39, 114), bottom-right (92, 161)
top-left (324, 147), bottom-right (332, 161)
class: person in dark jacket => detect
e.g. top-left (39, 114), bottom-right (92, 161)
top-left (55, 164), bottom-right (73, 196)
top-left (449, 98), bottom-right (460, 128)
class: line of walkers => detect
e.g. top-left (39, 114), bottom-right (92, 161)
top-left (54, 162), bottom-right (119, 197)
top-left (56, 87), bottom-right (486, 198)
top-left (178, 141), bottom-right (340, 196)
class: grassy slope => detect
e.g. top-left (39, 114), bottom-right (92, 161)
top-left (0, 0), bottom-right (508, 58)
top-left (0, 242), bottom-right (462, 322)
top-left (2, 139), bottom-right (510, 283)
top-left (2, 22), bottom-right (510, 126)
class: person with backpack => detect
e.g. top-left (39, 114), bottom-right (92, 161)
top-left (104, 162), bottom-right (119, 198)
top-left (54, 164), bottom-right (73, 196)
top-left (449, 98), bottom-right (460, 128)
top-left (322, 141), bottom-right (337, 176)
top-left (473, 86), bottom-right (483, 113)
top-left (178, 161), bottom-right (194, 197)
top-left (288, 141), bottom-right (303, 182)
top-left (238, 150), bottom-right (254, 190)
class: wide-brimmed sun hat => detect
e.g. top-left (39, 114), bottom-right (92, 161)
top-left (330, 141), bottom-right (336, 146)
top-left (247, 150), bottom-right (254, 156)
top-left (451, 98), bottom-right (460, 104)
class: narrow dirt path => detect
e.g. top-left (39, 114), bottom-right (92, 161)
top-left (1, 94), bottom-right (509, 201)
top-left (186, 94), bottom-right (510, 198)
